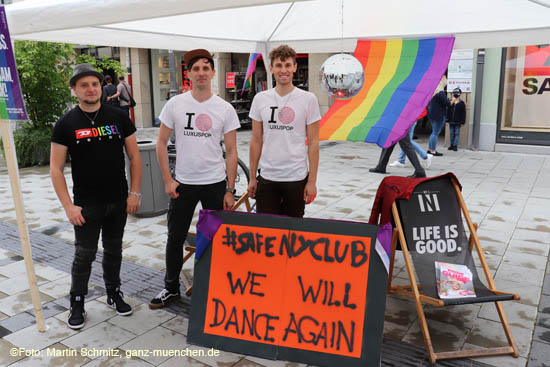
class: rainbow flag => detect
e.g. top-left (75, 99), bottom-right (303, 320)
top-left (241, 53), bottom-right (261, 95)
top-left (319, 37), bottom-right (454, 148)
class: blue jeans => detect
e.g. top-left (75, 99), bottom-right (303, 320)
top-left (428, 118), bottom-right (445, 151)
top-left (449, 124), bottom-right (461, 146)
top-left (398, 122), bottom-right (428, 164)
top-left (71, 200), bottom-right (127, 296)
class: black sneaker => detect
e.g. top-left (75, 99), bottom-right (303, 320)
top-left (107, 287), bottom-right (133, 316)
top-left (149, 289), bottom-right (180, 309)
top-left (68, 295), bottom-right (86, 329)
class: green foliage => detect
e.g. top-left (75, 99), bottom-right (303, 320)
top-left (75, 54), bottom-right (125, 77)
top-left (14, 41), bottom-right (75, 130)
top-left (0, 123), bottom-right (53, 167)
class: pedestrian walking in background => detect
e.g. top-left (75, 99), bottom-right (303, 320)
top-left (117, 75), bottom-right (133, 116)
top-left (102, 75), bottom-right (120, 107)
top-left (447, 88), bottom-right (466, 151)
top-left (427, 76), bottom-right (450, 156)
top-left (390, 110), bottom-right (433, 170)
top-left (50, 63), bottom-right (142, 329)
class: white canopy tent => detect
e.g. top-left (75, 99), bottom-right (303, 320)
top-left (6, 0), bottom-right (550, 53)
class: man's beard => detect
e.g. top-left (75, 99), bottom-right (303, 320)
top-left (81, 97), bottom-right (100, 105)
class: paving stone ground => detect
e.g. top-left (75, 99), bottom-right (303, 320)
top-left (0, 127), bottom-right (548, 366)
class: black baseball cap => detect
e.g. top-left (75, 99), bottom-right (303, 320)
top-left (184, 49), bottom-right (213, 68)
top-left (70, 63), bottom-right (104, 87)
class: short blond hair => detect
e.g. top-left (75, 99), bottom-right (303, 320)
top-left (269, 45), bottom-right (296, 65)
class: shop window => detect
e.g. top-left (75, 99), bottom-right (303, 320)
top-left (498, 45), bottom-right (550, 145)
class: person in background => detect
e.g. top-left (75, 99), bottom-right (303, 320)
top-left (389, 109), bottom-right (433, 169)
top-left (102, 75), bottom-right (119, 107)
top-left (446, 88), bottom-right (466, 151)
top-left (426, 76), bottom-right (450, 156)
top-left (117, 76), bottom-right (133, 116)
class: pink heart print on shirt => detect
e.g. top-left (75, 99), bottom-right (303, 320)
top-left (278, 107), bottom-right (295, 125)
top-left (195, 114), bottom-right (213, 131)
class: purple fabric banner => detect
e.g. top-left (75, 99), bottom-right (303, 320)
top-left (0, 6), bottom-right (27, 121)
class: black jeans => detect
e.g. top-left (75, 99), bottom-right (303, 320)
top-left (375, 136), bottom-right (425, 176)
top-left (164, 180), bottom-right (225, 292)
top-left (255, 175), bottom-right (308, 218)
top-left (71, 200), bottom-right (127, 296)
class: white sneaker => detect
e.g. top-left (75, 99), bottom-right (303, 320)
top-left (389, 160), bottom-right (406, 168)
top-left (423, 153), bottom-right (433, 169)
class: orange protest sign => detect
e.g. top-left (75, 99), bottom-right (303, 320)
top-left (188, 211), bottom-right (387, 367)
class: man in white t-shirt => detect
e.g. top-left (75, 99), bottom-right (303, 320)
top-left (247, 45), bottom-right (321, 218)
top-left (150, 49), bottom-right (240, 309)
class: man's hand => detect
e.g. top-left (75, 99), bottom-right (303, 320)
top-left (304, 181), bottom-right (317, 204)
top-left (247, 177), bottom-right (257, 199)
top-left (65, 204), bottom-right (86, 226)
top-left (165, 179), bottom-right (180, 199)
top-left (126, 194), bottom-right (140, 214)
top-left (224, 192), bottom-right (235, 210)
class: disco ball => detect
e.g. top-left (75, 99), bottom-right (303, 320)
top-left (320, 53), bottom-right (364, 99)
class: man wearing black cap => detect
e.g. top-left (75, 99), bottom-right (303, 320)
top-left (150, 49), bottom-right (240, 309)
top-left (50, 63), bottom-right (142, 329)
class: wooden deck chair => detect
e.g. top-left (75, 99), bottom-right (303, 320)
top-left (386, 175), bottom-right (520, 364)
top-left (179, 192), bottom-right (253, 296)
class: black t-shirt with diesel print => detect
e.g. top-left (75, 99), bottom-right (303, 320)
top-left (51, 104), bottom-right (136, 206)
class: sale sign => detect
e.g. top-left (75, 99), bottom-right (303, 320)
top-left (188, 211), bottom-right (390, 367)
top-left (226, 72), bottom-right (235, 89)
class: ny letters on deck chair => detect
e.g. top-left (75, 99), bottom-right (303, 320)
top-left (386, 175), bottom-right (519, 363)
top-left (180, 193), bottom-right (253, 296)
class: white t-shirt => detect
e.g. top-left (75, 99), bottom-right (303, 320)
top-left (249, 87), bottom-right (321, 181)
top-left (159, 92), bottom-right (240, 184)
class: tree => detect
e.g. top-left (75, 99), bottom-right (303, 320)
top-left (75, 53), bottom-right (125, 77)
top-left (14, 41), bottom-right (75, 130)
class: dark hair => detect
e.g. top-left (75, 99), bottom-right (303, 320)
top-left (269, 45), bottom-right (297, 65)
top-left (188, 57), bottom-right (215, 70)
top-left (119, 75), bottom-right (125, 81)
top-left (104, 75), bottom-right (112, 83)
top-left (453, 87), bottom-right (462, 94)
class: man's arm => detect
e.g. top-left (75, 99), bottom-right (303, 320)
top-left (247, 119), bottom-right (263, 199)
top-left (223, 129), bottom-right (238, 210)
top-left (50, 142), bottom-right (86, 226)
top-left (156, 123), bottom-right (179, 198)
top-left (124, 133), bottom-right (142, 214)
top-left (107, 89), bottom-right (121, 102)
top-left (304, 121), bottom-right (320, 204)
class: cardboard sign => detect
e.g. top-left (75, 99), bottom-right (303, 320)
top-left (226, 72), bottom-right (235, 89)
top-left (188, 211), bottom-right (388, 367)
top-left (0, 6), bottom-right (27, 121)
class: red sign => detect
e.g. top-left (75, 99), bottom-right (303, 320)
top-left (226, 72), bottom-right (235, 89)
top-left (524, 45), bottom-right (550, 76)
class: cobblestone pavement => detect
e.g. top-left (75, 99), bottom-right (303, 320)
top-left (0, 127), bottom-right (549, 366)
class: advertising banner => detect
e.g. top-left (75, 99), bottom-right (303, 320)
top-left (0, 6), bottom-right (27, 121)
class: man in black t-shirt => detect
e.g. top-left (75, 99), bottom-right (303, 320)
top-left (50, 63), bottom-right (142, 329)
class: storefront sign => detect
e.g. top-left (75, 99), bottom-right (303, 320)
top-left (0, 7), bottom-right (27, 120)
top-left (447, 49), bottom-right (473, 92)
top-left (511, 45), bottom-right (550, 127)
top-left (188, 211), bottom-right (388, 367)
top-left (226, 72), bottom-right (235, 89)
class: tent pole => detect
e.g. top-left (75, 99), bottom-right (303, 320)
top-left (0, 120), bottom-right (46, 332)
top-left (262, 43), bottom-right (273, 89)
